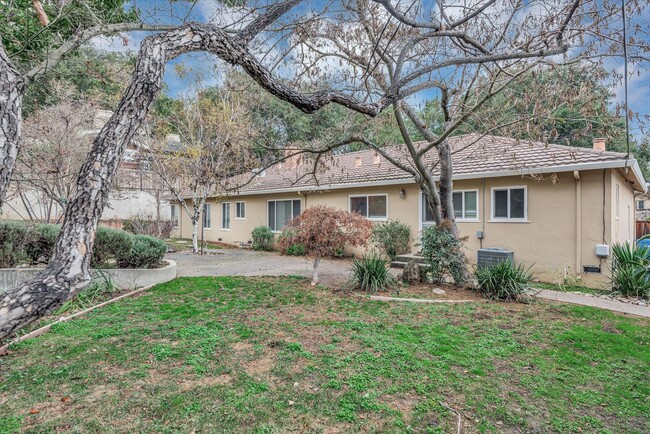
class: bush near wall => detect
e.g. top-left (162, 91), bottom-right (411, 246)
top-left (92, 227), bottom-right (134, 267)
top-left (371, 220), bottom-right (411, 261)
top-left (123, 212), bottom-right (173, 239)
top-left (117, 235), bottom-right (167, 269)
top-left (0, 221), bottom-right (33, 267)
top-left (0, 221), bottom-right (166, 269)
top-left (25, 224), bottom-right (60, 263)
top-left (251, 226), bottom-right (274, 251)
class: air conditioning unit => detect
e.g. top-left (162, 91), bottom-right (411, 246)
top-left (478, 248), bottom-right (514, 268)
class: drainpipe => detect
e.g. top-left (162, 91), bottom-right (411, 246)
top-left (574, 171), bottom-right (582, 280)
top-left (481, 178), bottom-right (486, 249)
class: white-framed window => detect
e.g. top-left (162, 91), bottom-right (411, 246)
top-left (637, 200), bottom-right (645, 210)
top-left (235, 201), bottom-right (246, 219)
top-left (221, 202), bottom-right (231, 230)
top-left (202, 203), bottom-right (211, 229)
top-left (491, 186), bottom-right (527, 221)
top-left (268, 199), bottom-right (301, 232)
top-left (170, 204), bottom-right (179, 228)
top-left (615, 184), bottom-right (620, 219)
top-left (452, 190), bottom-right (479, 221)
top-left (349, 194), bottom-right (388, 220)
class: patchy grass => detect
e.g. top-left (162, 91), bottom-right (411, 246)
top-left (1, 276), bottom-right (648, 433)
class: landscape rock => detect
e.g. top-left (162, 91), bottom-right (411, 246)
top-left (402, 260), bottom-right (423, 284)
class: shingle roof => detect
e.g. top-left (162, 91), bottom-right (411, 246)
top-left (219, 133), bottom-right (645, 195)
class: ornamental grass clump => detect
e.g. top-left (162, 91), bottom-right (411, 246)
top-left (348, 254), bottom-right (397, 293)
top-left (474, 261), bottom-right (534, 302)
top-left (611, 242), bottom-right (650, 299)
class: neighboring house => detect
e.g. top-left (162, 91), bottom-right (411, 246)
top-left (635, 189), bottom-right (650, 221)
top-left (1, 110), bottom-right (171, 223)
top-left (170, 134), bottom-right (646, 286)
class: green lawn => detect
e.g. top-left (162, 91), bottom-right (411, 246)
top-left (1, 277), bottom-right (648, 433)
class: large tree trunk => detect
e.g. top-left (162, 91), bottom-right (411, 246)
top-left (0, 45), bottom-right (25, 209)
top-left (0, 28), bottom-right (175, 339)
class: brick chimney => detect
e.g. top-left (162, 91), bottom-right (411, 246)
top-left (373, 153), bottom-right (380, 164)
top-left (355, 156), bottom-right (362, 167)
top-left (593, 137), bottom-right (606, 152)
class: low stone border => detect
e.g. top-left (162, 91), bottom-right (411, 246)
top-left (0, 283), bottom-right (157, 356)
top-left (0, 260), bottom-right (177, 294)
top-left (369, 295), bottom-right (483, 304)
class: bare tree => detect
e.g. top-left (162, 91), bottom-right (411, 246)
top-left (145, 74), bottom-right (256, 253)
top-left (12, 92), bottom-right (95, 221)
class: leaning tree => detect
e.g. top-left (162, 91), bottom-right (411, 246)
top-left (1, 0), bottom-right (648, 338)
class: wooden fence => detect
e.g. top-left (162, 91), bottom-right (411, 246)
top-left (636, 221), bottom-right (650, 239)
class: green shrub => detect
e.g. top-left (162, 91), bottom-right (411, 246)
top-left (92, 227), bottom-right (133, 267)
top-left (286, 244), bottom-right (306, 256)
top-left (117, 235), bottom-right (167, 269)
top-left (251, 225), bottom-right (274, 251)
top-left (25, 224), bottom-right (60, 263)
top-left (371, 220), bottom-right (411, 260)
top-left (0, 221), bottom-right (32, 267)
top-left (420, 225), bottom-right (467, 284)
top-left (611, 242), bottom-right (650, 299)
top-left (348, 254), bottom-right (397, 293)
top-left (475, 261), bottom-right (534, 301)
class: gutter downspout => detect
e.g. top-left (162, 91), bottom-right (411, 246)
top-left (574, 170), bottom-right (582, 280)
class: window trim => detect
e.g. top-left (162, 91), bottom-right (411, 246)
top-left (171, 204), bottom-right (179, 228)
top-left (615, 184), bottom-right (620, 220)
top-left (202, 203), bottom-right (212, 230)
top-left (267, 198), bottom-right (302, 233)
top-left (638, 200), bottom-right (645, 210)
top-left (235, 201), bottom-right (246, 220)
top-left (348, 194), bottom-right (388, 221)
top-left (221, 202), bottom-right (231, 231)
top-left (452, 189), bottom-right (480, 222)
top-left (490, 186), bottom-right (528, 222)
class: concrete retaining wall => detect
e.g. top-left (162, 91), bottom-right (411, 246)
top-left (0, 260), bottom-right (177, 294)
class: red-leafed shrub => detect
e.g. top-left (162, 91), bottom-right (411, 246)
top-left (278, 205), bottom-right (373, 285)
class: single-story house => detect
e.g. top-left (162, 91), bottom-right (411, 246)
top-left (170, 134), bottom-right (647, 287)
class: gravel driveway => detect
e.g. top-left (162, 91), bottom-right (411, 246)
top-left (167, 249), bottom-right (354, 288)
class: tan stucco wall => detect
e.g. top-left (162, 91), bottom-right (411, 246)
top-left (171, 168), bottom-right (637, 287)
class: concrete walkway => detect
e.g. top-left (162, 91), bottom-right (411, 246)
top-left (537, 289), bottom-right (650, 318)
top-left (166, 249), bottom-right (650, 317)
top-left (167, 249), bottom-right (353, 287)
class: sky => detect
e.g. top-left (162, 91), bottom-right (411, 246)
top-left (90, 0), bottom-right (650, 141)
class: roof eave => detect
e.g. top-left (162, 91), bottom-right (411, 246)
top-left (194, 159), bottom-right (646, 198)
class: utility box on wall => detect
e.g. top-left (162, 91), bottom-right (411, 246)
top-left (477, 248), bottom-right (514, 268)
